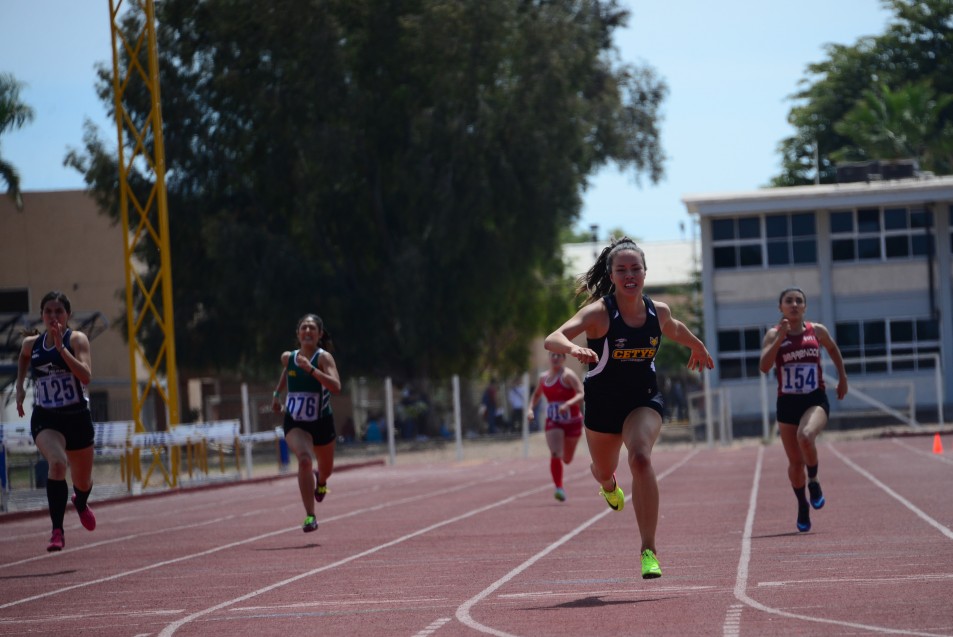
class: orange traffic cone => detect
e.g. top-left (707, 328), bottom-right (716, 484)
top-left (933, 433), bottom-right (944, 455)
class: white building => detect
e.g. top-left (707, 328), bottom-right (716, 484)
top-left (683, 173), bottom-right (953, 434)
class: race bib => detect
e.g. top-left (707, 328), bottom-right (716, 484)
top-left (780, 363), bottom-right (819, 394)
top-left (547, 402), bottom-right (569, 422)
top-left (35, 374), bottom-right (82, 409)
top-left (286, 391), bottom-right (320, 421)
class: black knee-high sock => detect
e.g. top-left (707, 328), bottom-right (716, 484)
top-left (807, 463), bottom-right (818, 480)
top-left (793, 485), bottom-right (808, 508)
top-left (73, 484), bottom-right (92, 511)
top-left (47, 479), bottom-right (69, 530)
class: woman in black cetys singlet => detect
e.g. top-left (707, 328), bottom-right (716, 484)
top-left (544, 237), bottom-right (713, 580)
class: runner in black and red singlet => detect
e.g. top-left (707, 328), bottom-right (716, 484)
top-left (760, 287), bottom-right (848, 533)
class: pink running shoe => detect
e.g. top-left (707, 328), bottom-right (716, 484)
top-left (47, 529), bottom-right (65, 552)
top-left (72, 495), bottom-right (97, 531)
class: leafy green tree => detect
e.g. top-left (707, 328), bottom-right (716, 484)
top-left (0, 73), bottom-right (35, 211)
top-left (832, 82), bottom-right (953, 171)
top-left (69, 0), bottom-right (667, 381)
top-left (773, 0), bottom-right (953, 185)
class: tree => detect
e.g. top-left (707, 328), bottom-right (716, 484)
top-left (69, 0), bottom-right (667, 381)
top-left (773, 0), bottom-right (953, 185)
top-left (0, 73), bottom-right (35, 211)
top-left (832, 82), bottom-right (953, 170)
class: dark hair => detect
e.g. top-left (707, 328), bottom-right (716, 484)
top-left (41, 290), bottom-right (72, 315)
top-left (296, 313), bottom-right (335, 352)
top-left (778, 287), bottom-right (806, 305)
top-left (22, 291), bottom-right (73, 337)
top-left (574, 236), bottom-right (647, 305)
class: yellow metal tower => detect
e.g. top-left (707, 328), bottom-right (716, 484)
top-left (108, 0), bottom-right (181, 486)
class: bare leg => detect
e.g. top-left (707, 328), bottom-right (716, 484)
top-left (621, 407), bottom-right (662, 554)
top-left (585, 428), bottom-right (623, 492)
top-left (285, 428), bottom-right (316, 517)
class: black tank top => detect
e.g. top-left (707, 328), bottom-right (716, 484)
top-left (584, 295), bottom-right (661, 397)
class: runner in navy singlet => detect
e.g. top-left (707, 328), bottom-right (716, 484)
top-left (15, 291), bottom-right (97, 552)
top-left (544, 237), bottom-right (713, 579)
top-left (760, 287), bottom-right (848, 533)
top-left (271, 314), bottom-right (342, 533)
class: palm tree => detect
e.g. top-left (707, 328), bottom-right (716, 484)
top-left (832, 82), bottom-right (953, 175)
top-left (0, 73), bottom-right (36, 211)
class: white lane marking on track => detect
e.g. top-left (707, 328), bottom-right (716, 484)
top-left (723, 603), bottom-right (742, 637)
top-left (890, 437), bottom-right (953, 466)
top-left (156, 480), bottom-right (558, 637)
top-left (828, 442), bottom-right (953, 541)
top-left (0, 608), bottom-right (183, 627)
top-left (497, 585), bottom-right (714, 599)
top-left (0, 514), bottom-right (237, 570)
top-left (412, 617), bottom-right (452, 637)
top-left (758, 573), bottom-right (953, 587)
top-left (229, 597), bottom-right (447, 611)
top-left (732, 445), bottom-right (949, 636)
top-left (454, 448), bottom-right (701, 637)
top-left (0, 466), bottom-right (532, 610)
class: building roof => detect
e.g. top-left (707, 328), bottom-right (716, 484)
top-left (562, 240), bottom-right (698, 288)
top-left (681, 174), bottom-right (953, 216)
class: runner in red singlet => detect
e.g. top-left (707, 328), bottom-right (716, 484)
top-left (528, 352), bottom-right (584, 502)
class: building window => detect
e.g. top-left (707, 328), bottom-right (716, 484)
top-left (717, 326), bottom-right (764, 380)
top-left (835, 317), bottom-right (939, 374)
top-left (831, 206), bottom-right (933, 263)
top-left (0, 288), bottom-right (29, 313)
top-left (712, 213), bottom-right (817, 270)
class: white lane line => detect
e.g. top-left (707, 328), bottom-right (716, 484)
top-left (759, 573), bottom-right (953, 587)
top-left (454, 448), bottom-right (701, 637)
top-left (722, 603), bottom-right (742, 637)
top-left (0, 466), bottom-right (532, 610)
top-left (0, 514), bottom-right (237, 570)
top-left (828, 442), bottom-right (953, 541)
top-left (158, 481), bottom-right (557, 637)
top-left (413, 617), bottom-right (452, 637)
top-left (890, 437), bottom-right (953, 466)
top-left (0, 608), bottom-right (183, 627)
top-left (732, 445), bottom-right (947, 636)
top-left (497, 585), bottom-right (715, 600)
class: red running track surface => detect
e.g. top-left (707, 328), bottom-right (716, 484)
top-left (1, 435), bottom-right (952, 636)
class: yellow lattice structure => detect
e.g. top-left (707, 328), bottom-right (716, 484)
top-left (108, 0), bottom-right (181, 487)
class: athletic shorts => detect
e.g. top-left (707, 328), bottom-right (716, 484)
top-left (283, 413), bottom-right (336, 446)
top-left (776, 388), bottom-right (830, 426)
top-left (31, 406), bottom-right (95, 451)
top-left (584, 387), bottom-right (664, 435)
top-left (545, 417), bottom-right (583, 438)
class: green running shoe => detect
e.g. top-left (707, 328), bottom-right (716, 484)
top-left (599, 477), bottom-right (624, 512)
top-left (554, 487), bottom-right (566, 502)
top-left (641, 549), bottom-right (662, 579)
top-left (302, 515), bottom-right (319, 533)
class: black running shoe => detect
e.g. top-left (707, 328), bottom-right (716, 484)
top-left (808, 480), bottom-right (825, 510)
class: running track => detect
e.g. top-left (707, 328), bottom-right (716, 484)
top-left (1, 435), bottom-right (951, 636)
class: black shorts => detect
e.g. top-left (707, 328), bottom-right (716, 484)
top-left (584, 386), bottom-right (664, 435)
top-left (31, 406), bottom-right (95, 451)
top-left (283, 413), bottom-right (336, 446)
top-left (776, 388), bottom-right (830, 426)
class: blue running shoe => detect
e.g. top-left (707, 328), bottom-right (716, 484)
top-left (797, 503), bottom-right (811, 533)
top-left (808, 480), bottom-right (825, 510)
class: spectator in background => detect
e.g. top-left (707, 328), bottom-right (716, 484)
top-left (15, 291), bottom-right (97, 552)
top-left (507, 381), bottom-right (525, 432)
top-left (481, 379), bottom-right (499, 434)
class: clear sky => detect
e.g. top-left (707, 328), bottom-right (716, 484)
top-left (1, 1), bottom-right (893, 242)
